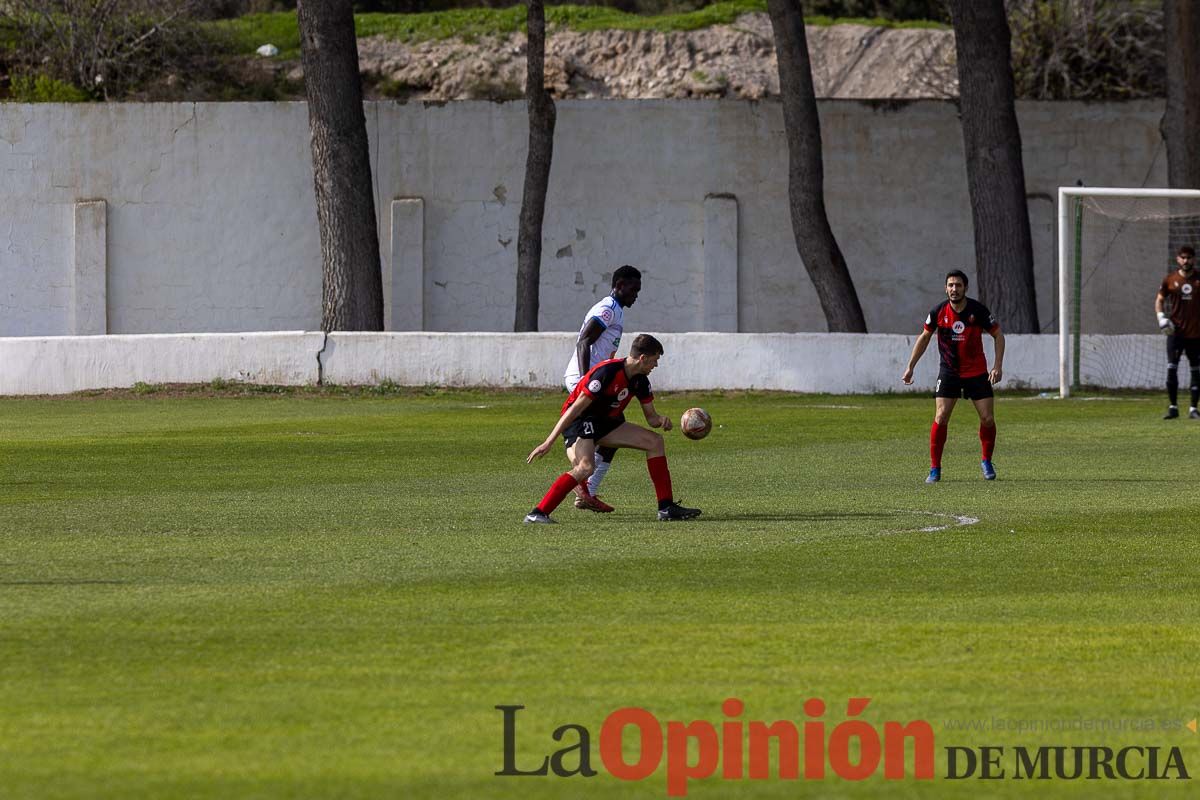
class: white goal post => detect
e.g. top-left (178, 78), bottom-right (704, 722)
top-left (1058, 186), bottom-right (1200, 398)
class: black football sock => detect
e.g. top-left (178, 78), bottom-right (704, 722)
top-left (1168, 364), bottom-right (1179, 406)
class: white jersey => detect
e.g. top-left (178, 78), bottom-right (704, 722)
top-left (563, 294), bottom-right (626, 390)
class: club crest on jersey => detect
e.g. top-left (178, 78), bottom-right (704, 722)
top-left (1184, 283), bottom-right (1194, 296)
top-left (617, 389), bottom-right (629, 402)
top-left (600, 308), bottom-right (614, 323)
top-left (952, 321), bottom-right (966, 334)
top-left (588, 379), bottom-right (602, 393)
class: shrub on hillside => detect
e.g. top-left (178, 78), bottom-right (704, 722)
top-left (0, 0), bottom-right (222, 99)
top-left (1007, 0), bottom-right (1164, 99)
top-left (9, 74), bottom-right (90, 102)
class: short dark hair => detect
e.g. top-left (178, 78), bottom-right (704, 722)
top-left (945, 270), bottom-right (969, 288)
top-left (612, 265), bottom-right (641, 287)
top-left (630, 333), bottom-right (663, 358)
top-left (1179, 245), bottom-right (1195, 257)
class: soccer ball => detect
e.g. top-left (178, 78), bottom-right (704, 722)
top-left (680, 407), bottom-right (712, 440)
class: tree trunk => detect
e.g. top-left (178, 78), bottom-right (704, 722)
top-left (767, 0), bottom-right (866, 332)
top-left (514, 0), bottom-right (557, 332)
top-left (1164, 0), bottom-right (1200, 252)
top-left (949, 0), bottom-right (1039, 333)
top-left (298, 0), bottom-right (384, 332)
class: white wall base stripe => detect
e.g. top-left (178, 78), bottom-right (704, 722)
top-left (0, 332), bottom-right (1089, 396)
top-left (0, 332), bottom-right (325, 395)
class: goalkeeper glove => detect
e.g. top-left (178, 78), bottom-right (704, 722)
top-left (1158, 311), bottom-right (1175, 334)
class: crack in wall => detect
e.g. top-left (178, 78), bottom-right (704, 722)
top-left (171, 103), bottom-right (198, 139)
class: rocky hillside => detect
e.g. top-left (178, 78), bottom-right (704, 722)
top-left (268, 14), bottom-right (956, 101)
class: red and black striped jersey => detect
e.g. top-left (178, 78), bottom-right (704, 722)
top-left (561, 358), bottom-right (653, 420)
top-left (923, 298), bottom-right (998, 378)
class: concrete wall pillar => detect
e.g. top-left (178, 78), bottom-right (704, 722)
top-left (72, 199), bottom-right (107, 335)
top-left (702, 194), bottom-right (738, 332)
top-left (387, 197), bottom-right (425, 331)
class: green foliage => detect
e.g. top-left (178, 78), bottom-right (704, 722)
top-left (369, 378), bottom-right (403, 394)
top-left (215, 0), bottom-right (947, 57)
top-left (804, 14), bottom-right (945, 28)
top-left (546, 0), bottom-right (765, 32)
top-left (7, 74), bottom-right (90, 102)
top-left (1008, 0), bottom-right (1164, 100)
top-left (1, 1), bottom-right (219, 101)
top-left (213, 11), bottom-right (303, 57)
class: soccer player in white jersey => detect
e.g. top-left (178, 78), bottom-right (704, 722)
top-left (563, 265), bottom-right (642, 512)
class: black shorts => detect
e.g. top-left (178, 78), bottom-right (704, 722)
top-left (1167, 335), bottom-right (1200, 365)
top-left (563, 415), bottom-right (625, 448)
top-left (934, 372), bottom-right (993, 400)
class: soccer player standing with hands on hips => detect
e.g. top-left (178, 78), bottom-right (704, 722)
top-left (1155, 244), bottom-right (1200, 419)
top-left (562, 265), bottom-right (642, 512)
top-left (526, 334), bottom-right (701, 524)
top-left (901, 270), bottom-right (1005, 483)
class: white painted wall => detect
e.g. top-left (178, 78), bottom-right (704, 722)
top-left (0, 331), bottom-right (1095, 396)
top-left (0, 332), bottom-right (323, 395)
top-left (0, 100), bottom-right (1165, 337)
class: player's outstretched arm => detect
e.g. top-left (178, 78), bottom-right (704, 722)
top-left (989, 326), bottom-right (1005, 385)
top-left (527, 395), bottom-right (593, 463)
top-left (902, 329), bottom-right (934, 384)
top-left (639, 400), bottom-right (671, 431)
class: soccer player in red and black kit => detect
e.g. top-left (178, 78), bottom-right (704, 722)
top-left (901, 270), bottom-right (1006, 483)
top-left (1155, 244), bottom-right (1200, 419)
top-left (524, 334), bottom-right (701, 523)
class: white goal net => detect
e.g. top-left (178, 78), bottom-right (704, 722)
top-left (1058, 187), bottom-right (1200, 396)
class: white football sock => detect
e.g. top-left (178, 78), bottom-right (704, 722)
top-left (588, 453), bottom-right (611, 496)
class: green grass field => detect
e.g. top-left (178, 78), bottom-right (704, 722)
top-left (1, 388), bottom-right (1197, 798)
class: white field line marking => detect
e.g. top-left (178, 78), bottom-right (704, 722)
top-left (1015, 395), bottom-right (1151, 402)
top-left (804, 404), bottom-right (864, 410)
top-left (885, 510), bottom-right (981, 535)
